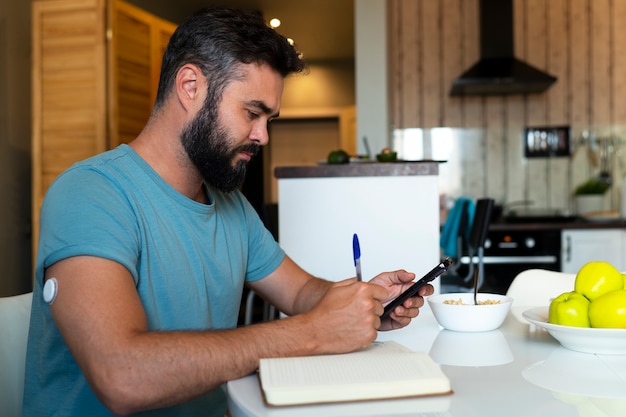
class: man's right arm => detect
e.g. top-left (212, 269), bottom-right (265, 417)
top-left (47, 255), bottom-right (387, 415)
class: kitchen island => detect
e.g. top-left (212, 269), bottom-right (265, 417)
top-left (275, 161), bottom-right (442, 292)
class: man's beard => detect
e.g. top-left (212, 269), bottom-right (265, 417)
top-left (180, 103), bottom-right (260, 193)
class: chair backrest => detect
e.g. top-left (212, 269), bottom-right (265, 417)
top-left (469, 198), bottom-right (494, 250)
top-left (0, 292), bottom-right (33, 417)
top-left (506, 269), bottom-right (575, 322)
top-left (440, 198), bottom-right (495, 292)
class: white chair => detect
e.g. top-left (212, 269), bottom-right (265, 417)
top-left (506, 269), bottom-right (575, 322)
top-left (0, 292), bottom-right (33, 417)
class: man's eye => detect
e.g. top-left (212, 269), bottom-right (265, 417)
top-left (247, 110), bottom-right (259, 119)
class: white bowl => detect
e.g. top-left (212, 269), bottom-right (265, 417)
top-left (427, 293), bottom-right (513, 332)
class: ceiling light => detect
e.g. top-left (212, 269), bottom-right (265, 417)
top-left (269, 18), bottom-right (281, 28)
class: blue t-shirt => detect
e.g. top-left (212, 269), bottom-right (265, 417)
top-left (24, 145), bottom-right (285, 416)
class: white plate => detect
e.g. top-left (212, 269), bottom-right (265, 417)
top-left (522, 306), bottom-right (626, 355)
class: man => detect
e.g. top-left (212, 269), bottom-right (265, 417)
top-left (24, 7), bottom-right (433, 417)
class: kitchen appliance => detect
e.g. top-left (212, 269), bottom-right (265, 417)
top-left (459, 229), bottom-right (561, 294)
top-left (450, 0), bottom-right (557, 96)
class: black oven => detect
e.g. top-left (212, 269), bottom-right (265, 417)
top-left (459, 229), bottom-right (561, 294)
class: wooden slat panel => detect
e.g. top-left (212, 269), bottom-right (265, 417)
top-left (523, 0), bottom-right (549, 206)
top-left (440, 0), bottom-right (463, 127)
top-left (455, 0), bottom-right (481, 195)
top-left (545, 0), bottom-right (570, 209)
top-left (508, 0), bottom-right (529, 205)
top-left (546, 0), bottom-right (568, 125)
top-left (611, 0), bottom-right (626, 208)
top-left (568, 0), bottom-right (594, 201)
top-left (508, 0), bottom-right (529, 204)
top-left (569, 0), bottom-right (591, 127)
top-left (590, 0), bottom-right (612, 128)
top-left (397, 0), bottom-right (420, 127)
top-left (459, 0), bottom-right (481, 128)
top-left (524, 0), bottom-right (549, 126)
top-left (612, 0), bottom-right (626, 127)
top-left (388, 0), bottom-right (402, 129)
top-left (420, 0), bottom-right (441, 127)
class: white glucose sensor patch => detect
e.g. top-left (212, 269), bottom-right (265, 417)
top-left (43, 277), bottom-right (58, 304)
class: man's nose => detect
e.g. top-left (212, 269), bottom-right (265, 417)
top-left (250, 121), bottom-right (270, 146)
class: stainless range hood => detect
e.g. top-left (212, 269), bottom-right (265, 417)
top-left (450, 0), bottom-right (557, 96)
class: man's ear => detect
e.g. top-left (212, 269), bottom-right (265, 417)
top-left (175, 64), bottom-right (203, 111)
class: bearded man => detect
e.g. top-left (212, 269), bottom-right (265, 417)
top-left (24, 7), bottom-right (432, 417)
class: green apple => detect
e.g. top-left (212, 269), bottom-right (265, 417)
top-left (549, 291), bottom-right (591, 327)
top-left (574, 261), bottom-right (624, 301)
top-left (588, 289), bottom-right (626, 328)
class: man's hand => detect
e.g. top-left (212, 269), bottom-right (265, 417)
top-left (296, 278), bottom-right (389, 354)
top-left (369, 270), bottom-right (434, 330)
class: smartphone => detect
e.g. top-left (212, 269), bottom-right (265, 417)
top-left (380, 258), bottom-right (452, 319)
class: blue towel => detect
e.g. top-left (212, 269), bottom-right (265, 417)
top-left (440, 197), bottom-right (475, 259)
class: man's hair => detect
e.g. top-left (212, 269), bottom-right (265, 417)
top-left (153, 7), bottom-right (306, 111)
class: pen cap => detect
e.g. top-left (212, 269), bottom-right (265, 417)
top-left (352, 233), bottom-right (361, 261)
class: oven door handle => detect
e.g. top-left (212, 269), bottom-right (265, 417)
top-left (459, 255), bottom-right (558, 264)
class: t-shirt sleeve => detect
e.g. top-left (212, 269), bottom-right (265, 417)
top-left (236, 194), bottom-right (285, 283)
top-left (37, 167), bottom-right (142, 284)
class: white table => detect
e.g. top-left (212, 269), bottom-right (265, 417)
top-left (227, 307), bottom-right (626, 417)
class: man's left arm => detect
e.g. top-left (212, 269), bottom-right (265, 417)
top-left (247, 255), bottom-right (332, 316)
top-left (248, 255), bottom-right (433, 329)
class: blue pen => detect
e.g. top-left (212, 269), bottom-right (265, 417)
top-left (352, 233), bottom-right (363, 282)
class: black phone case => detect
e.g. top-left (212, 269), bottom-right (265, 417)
top-left (380, 258), bottom-right (452, 319)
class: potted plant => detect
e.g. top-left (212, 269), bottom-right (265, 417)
top-left (573, 178), bottom-right (610, 215)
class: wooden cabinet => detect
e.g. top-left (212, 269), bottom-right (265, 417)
top-left (561, 229), bottom-right (626, 273)
top-left (108, 0), bottom-right (176, 147)
top-left (31, 0), bottom-right (176, 259)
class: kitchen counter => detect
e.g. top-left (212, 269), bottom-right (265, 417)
top-left (274, 161), bottom-right (440, 179)
top-left (490, 218), bottom-right (626, 231)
